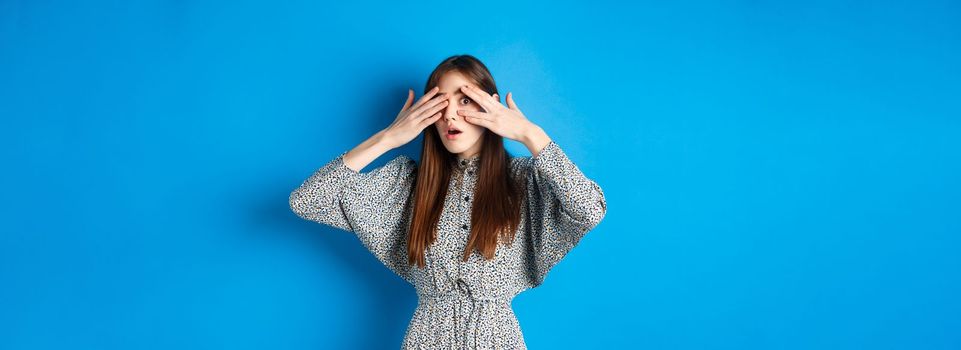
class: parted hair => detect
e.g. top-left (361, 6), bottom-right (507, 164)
top-left (407, 54), bottom-right (526, 268)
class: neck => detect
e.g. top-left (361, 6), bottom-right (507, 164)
top-left (457, 151), bottom-right (480, 161)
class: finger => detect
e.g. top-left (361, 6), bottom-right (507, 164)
top-left (409, 93), bottom-right (448, 118)
top-left (418, 112), bottom-right (444, 129)
top-left (506, 92), bottom-right (520, 112)
top-left (411, 86), bottom-right (441, 111)
top-left (401, 88), bottom-right (414, 111)
top-left (417, 98), bottom-right (449, 120)
top-left (457, 109), bottom-right (491, 122)
top-left (461, 112), bottom-right (490, 128)
top-left (460, 84), bottom-right (499, 112)
top-left (462, 84), bottom-right (499, 111)
top-left (412, 86), bottom-right (440, 110)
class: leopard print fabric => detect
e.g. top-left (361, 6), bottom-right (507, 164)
top-left (289, 140), bottom-right (607, 349)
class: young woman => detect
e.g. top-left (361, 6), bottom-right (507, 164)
top-left (289, 54), bottom-right (607, 349)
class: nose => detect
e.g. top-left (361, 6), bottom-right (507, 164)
top-left (444, 96), bottom-right (458, 122)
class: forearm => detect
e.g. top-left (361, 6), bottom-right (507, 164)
top-left (343, 129), bottom-right (395, 173)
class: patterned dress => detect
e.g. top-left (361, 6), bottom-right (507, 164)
top-left (289, 140), bottom-right (607, 349)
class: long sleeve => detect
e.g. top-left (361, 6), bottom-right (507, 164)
top-left (289, 151), bottom-right (418, 282)
top-left (524, 140), bottom-right (607, 288)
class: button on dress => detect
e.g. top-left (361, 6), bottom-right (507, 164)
top-left (289, 140), bottom-right (607, 349)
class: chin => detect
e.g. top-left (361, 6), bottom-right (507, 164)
top-left (442, 136), bottom-right (480, 153)
top-left (442, 143), bottom-right (468, 154)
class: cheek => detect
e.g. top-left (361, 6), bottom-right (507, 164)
top-left (465, 122), bottom-right (485, 135)
top-left (462, 104), bottom-right (486, 130)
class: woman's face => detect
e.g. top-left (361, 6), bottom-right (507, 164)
top-left (432, 71), bottom-right (487, 159)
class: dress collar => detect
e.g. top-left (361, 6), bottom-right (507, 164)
top-left (454, 154), bottom-right (481, 172)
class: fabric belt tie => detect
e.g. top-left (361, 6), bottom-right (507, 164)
top-left (422, 277), bottom-right (510, 349)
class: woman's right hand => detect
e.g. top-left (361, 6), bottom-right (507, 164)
top-left (382, 86), bottom-right (448, 149)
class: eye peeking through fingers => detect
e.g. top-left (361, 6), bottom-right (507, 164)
top-left (460, 97), bottom-right (472, 105)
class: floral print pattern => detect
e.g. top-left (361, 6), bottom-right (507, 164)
top-left (289, 140), bottom-right (606, 349)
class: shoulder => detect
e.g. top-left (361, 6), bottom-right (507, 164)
top-left (392, 154), bottom-right (417, 167)
top-left (388, 154), bottom-right (417, 175)
top-left (509, 155), bottom-right (532, 180)
top-left (510, 155), bottom-right (530, 168)
top-left (357, 154), bottom-right (417, 179)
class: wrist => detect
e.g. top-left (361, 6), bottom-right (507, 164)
top-left (520, 122), bottom-right (537, 143)
top-left (521, 124), bottom-right (551, 156)
top-left (373, 129), bottom-right (397, 150)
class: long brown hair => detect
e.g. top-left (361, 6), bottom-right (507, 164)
top-left (407, 54), bottom-right (526, 268)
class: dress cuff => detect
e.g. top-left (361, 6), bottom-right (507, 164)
top-left (530, 140), bottom-right (568, 180)
top-left (332, 151), bottom-right (361, 175)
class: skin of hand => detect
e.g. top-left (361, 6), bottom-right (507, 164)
top-left (456, 84), bottom-right (552, 157)
top-left (383, 86), bottom-right (450, 149)
top-left (341, 87), bottom-right (447, 172)
top-left (342, 80), bottom-right (554, 173)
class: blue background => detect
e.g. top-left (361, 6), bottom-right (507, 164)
top-left (2, 1), bottom-right (959, 349)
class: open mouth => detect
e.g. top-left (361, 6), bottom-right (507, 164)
top-left (446, 127), bottom-right (462, 140)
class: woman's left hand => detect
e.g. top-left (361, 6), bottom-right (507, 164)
top-left (457, 84), bottom-right (536, 142)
